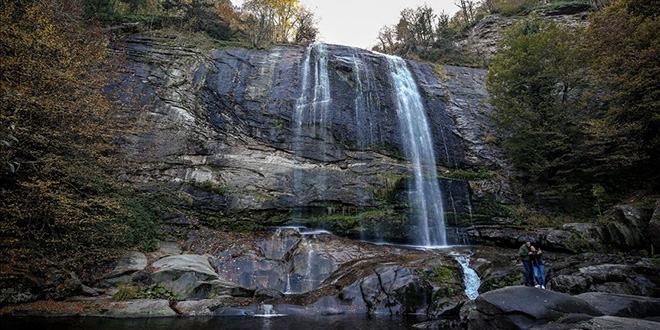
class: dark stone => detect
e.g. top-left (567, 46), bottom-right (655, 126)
top-left (575, 292), bottom-right (660, 318)
top-left (468, 286), bottom-right (603, 330)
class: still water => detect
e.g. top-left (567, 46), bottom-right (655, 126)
top-left (1, 315), bottom-right (425, 330)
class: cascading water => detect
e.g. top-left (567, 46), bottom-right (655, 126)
top-left (452, 252), bottom-right (480, 300)
top-left (291, 46), bottom-right (448, 247)
top-left (293, 43), bottom-right (332, 208)
top-left (385, 55), bottom-right (447, 247)
top-left (254, 303), bottom-right (286, 317)
top-left (350, 51), bottom-right (379, 150)
top-left (284, 273), bottom-right (293, 295)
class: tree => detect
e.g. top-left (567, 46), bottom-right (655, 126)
top-left (487, 17), bottom-right (591, 208)
top-left (396, 5), bottom-right (437, 51)
top-left (292, 5), bottom-right (317, 45)
top-left (241, 0), bottom-right (311, 46)
top-left (242, 0), bottom-right (276, 46)
top-left (1, 0), bottom-right (159, 282)
top-left (454, 0), bottom-right (477, 25)
top-left (376, 25), bottom-right (397, 53)
top-left (583, 0), bottom-right (660, 190)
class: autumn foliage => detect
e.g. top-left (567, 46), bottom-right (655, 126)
top-left (1, 0), bottom-right (159, 290)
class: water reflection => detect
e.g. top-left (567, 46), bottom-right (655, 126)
top-left (1, 315), bottom-right (422, 330)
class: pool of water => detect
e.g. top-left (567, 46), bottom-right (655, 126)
top-left (1, 315), bottom-right (432, 330)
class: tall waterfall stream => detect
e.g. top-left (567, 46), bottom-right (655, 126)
top-left (293, 44), bottom-right (448, 247)
top-left (386, 55), bottom-right (447, 247)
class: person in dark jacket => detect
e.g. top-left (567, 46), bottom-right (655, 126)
top-left (530, 245), bottom-right (546, 289)
top-left (518, 241), bottom-right (535, 287)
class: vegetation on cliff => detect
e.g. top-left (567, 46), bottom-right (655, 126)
top-left (372, 0), bottom-right (615, 67)
top-left (487, 0), bottom-right (659, 215)
top-left (0, 0), bottom-right (161, 289)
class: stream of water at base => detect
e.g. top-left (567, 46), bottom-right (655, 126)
top-left (1, 315), bottom-right (441, 330)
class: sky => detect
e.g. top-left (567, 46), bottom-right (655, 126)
top-left (231, 0), bottom-right (460, 50)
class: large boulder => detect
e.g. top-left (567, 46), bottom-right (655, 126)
top-left (546, 316), bottom-right (660, 330)
top-left (575, 292), bottom-right (660, 319)
top-left (84, 299), bottom-right (177, 318)
top-left (0, 274), bottom-right (43, 306)
top-left (151, 254), bottom-right (242, 299)
top-left (467, 286), bottom-right (603, 329)
top-left (98, 252), bottom-right (148, 288)
top-left (549, 263), bottom-right (660, 297)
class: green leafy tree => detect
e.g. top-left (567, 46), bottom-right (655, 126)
top-left (375, 5), bottom-right (462, 64)
top-left (487, 17), bottom-right (591, 208)
top-left (583, 0), bottom-right (660, 191)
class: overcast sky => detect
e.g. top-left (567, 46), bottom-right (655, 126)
top-left (231, 0), bottom-right (460, 49)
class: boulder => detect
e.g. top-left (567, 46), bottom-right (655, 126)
top-left (575, 292), bottom-right (660, 318)
top-left (649, 199), bottom-right (660, 252)
top-left (0, 274), bottom-right (42, 306)
top-left (151, 254), bottom-right (234, 299)
top-left (172, 298), bottom-right (233, 316)
top-left (98, 252), bottom-right (148, 287)
top-left (567, 316), bottom-right (660, 330)
top-left (467, 286), bottom-right (603, 330)
top-left (606, 205), bottom-right (646, 230)
top-left (549, 275), bottom-right (589, 294)
top-left (549, 263), bottom-right (660, 297)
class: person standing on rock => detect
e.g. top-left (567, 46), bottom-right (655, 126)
top-left (530, 246), bottom-right (546, 289)
top-left (518, 241), bottom-right (535, 287)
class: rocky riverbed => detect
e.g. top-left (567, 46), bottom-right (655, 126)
top-left (2, 225), bottom-right (659, 329)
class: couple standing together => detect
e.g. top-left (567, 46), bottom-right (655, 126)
top-left (519, 241), bottom-right (546, 289)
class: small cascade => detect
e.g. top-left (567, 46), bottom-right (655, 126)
top-left (284, 273), bottom-right (293, 295)
top-left (447, 182), bottom-right (459, 226)
top-left (254, 303), bottom-right (286, 317)
top-left (349, 51), bottom-right (379, 242)
top-left (269, 226), bottom-right (333, 295)
top-left (295, 247), bottom-right (316, 293)
top-left (292, 43), bottom-right (332, 211)
top-left (452, 252), bottom-right (480, 300)
top-left (350, 52), bottom-right (379, 150)
top-left (385, 55), bottom-right (447, 247)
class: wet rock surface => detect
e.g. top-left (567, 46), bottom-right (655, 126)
top-left (108, 36), bottom-right (501, 238)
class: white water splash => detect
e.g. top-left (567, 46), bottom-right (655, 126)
top-left (254, 303), bottom-right (286, 318)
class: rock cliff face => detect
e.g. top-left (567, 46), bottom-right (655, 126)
top-left (456, 8), bottom-right (591, 63)
top-left (109, 36), bottom-right (512, 242)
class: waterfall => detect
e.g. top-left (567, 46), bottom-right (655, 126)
top-left (294, 43), bottom-right (331, 143)
top-left (452, 253), bottom-right (480, 300)
top-left (284, 273), bottom-right (293, 295)
top-left (385, 55), bottom-right (447, 247)
top-left (350, 52), bottom-right (379, 150)
top-left (293, 43), bottom-right (332, 207)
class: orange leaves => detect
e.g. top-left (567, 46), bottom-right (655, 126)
top-left (0, 0), bottom-right (156, 278)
